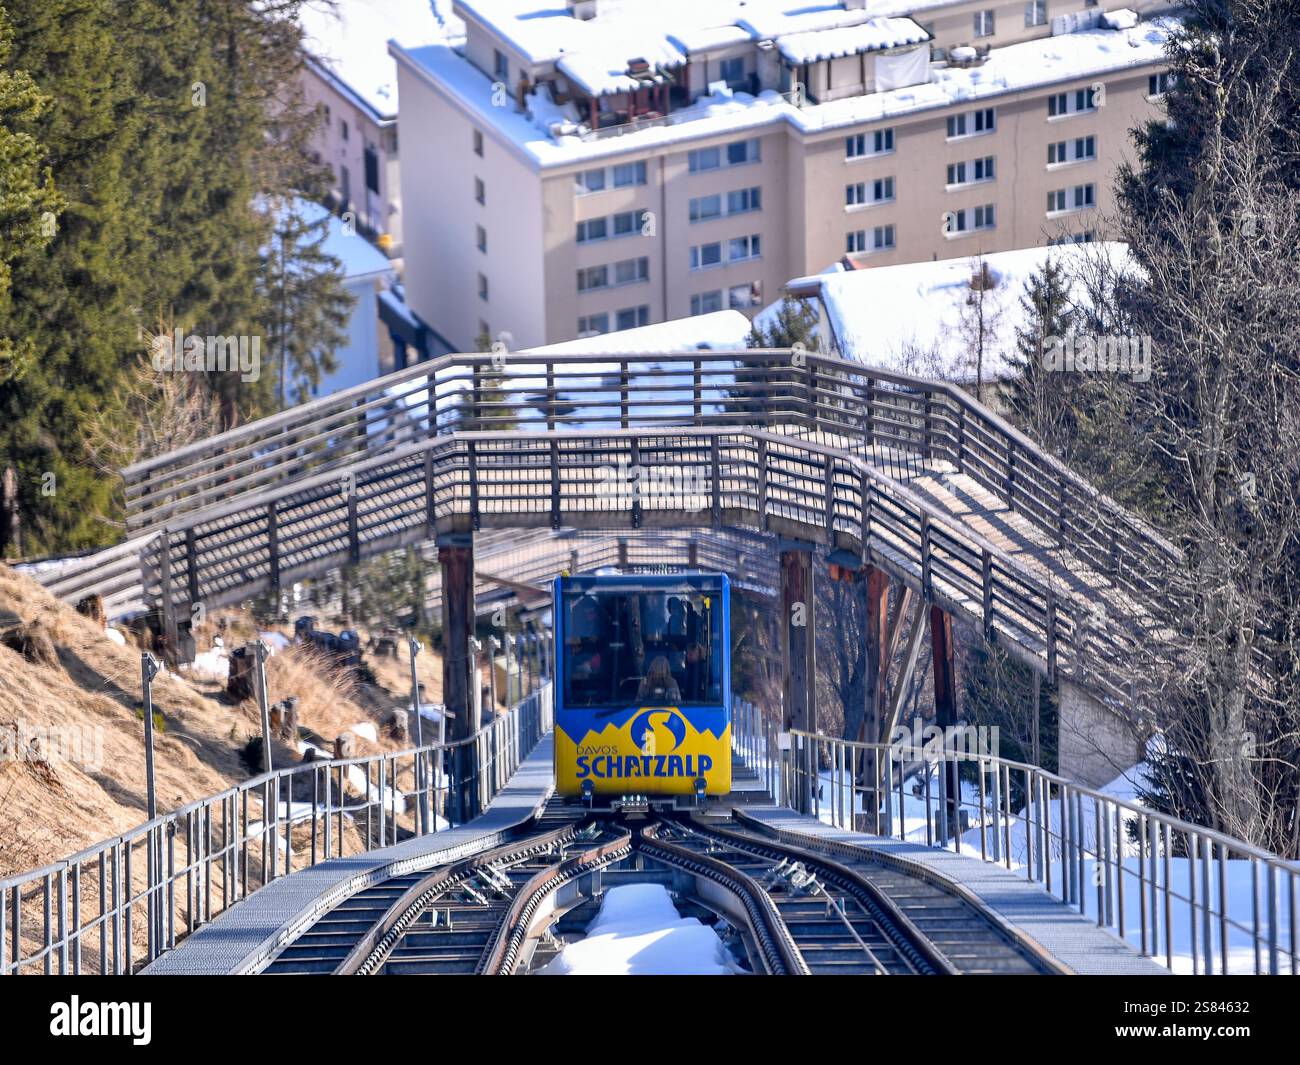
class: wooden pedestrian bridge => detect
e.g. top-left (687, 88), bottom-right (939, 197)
top-left (28, 348), bottom-right (1182, 782)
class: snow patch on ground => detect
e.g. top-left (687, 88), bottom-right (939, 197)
top-left (540, 884), bottom-right (739, 975)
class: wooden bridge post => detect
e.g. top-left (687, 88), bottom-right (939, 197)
top-left (780, 541), bottom-right (816, 813)
top-left (930, 604), bottom-right (961, 839)
top-left (439, 533), bottom-right (477, 821)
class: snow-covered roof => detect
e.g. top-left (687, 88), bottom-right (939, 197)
top-left (667, 24), bottom-right (754, 54)
top-left (394, 17), bottom-right (1176, 168)
top-left (523, 311), bottom-right (752, 355)
top-left (775, 18), bottom-right (929, 64)
top-left (556, 37), bottom-right (686, 97)
top-left (310, 203), bottom-right (395, 281)
top-left (772, 242), bottom-right (1137, 383)
top-left (299, 0), bottom-right (463, 120)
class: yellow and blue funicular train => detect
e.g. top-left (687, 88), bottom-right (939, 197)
top-left (553, 572), bottom-right (732, 800)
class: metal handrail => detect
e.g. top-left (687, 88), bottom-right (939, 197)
top-left (731, 712), bottom-right (1300, 975)
top-left (0, 685), bottom-right (553, 975)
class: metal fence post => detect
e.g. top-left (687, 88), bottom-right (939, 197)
top-left (250, 639), bottom-right (273, 773)
top-left (408, 638), bottom-right (428, 835)
top-left (141, 652), bottom-right (162, 959)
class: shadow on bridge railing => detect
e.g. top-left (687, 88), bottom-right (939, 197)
top-left (0, 685), bottom-right (553, 975)
top-left (731, 704), bottom-right (1299, 976)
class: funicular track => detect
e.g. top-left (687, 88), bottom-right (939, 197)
top-left (258, 800), bottom-right (1066, 976)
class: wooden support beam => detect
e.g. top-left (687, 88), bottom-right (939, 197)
top-left (930, 603), bottom-right (960, 837)
top-left (780, 544), bottom-right (816, 734)
top-left (860, 564), bottom-right (889, 746)
top-left (439, 535), bottom-right (477, 741)
top-left (882, 595), bottom-right (928, 744)
top-left (780, 543), bottom-right (816, 814)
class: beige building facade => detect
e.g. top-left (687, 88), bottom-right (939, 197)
top-left (394, 0), bottom-right (1177, 350)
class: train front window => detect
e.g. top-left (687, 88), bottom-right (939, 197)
top-left (562, 585), bottom-right (723, 709)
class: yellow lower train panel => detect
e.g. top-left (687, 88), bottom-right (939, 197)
top-left (555, 706), bottom-right (732, 795)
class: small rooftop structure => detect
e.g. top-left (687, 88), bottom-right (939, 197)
top-left (771, 242), bottom-right (1137, 384)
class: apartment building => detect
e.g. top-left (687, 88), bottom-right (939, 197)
top-left (299, 0), bottom-right (464, 256)
top-left (391, 0), bottom-right (1176, 350)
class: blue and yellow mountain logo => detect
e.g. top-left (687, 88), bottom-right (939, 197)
top-left (629, 708), bottom-right (687, 755)
top-left (555, 705), bottom-right (731, 795)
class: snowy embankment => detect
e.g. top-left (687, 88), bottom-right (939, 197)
top-left (541, 884), bottom-right (739, 975)
top-left (813, 758), bottom-right (1294, 974)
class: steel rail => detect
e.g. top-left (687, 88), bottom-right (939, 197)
top-left (638, 820), bottom-right (809, 975)
top-left (337, 818), bottom-right (586, 976)
top-left (479, 830), bottom-right (634, 975)
top-left (680, 817), bottom-right (952, 975)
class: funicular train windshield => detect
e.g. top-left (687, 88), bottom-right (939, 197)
top-left (561, 578), bottom-right (724, 710)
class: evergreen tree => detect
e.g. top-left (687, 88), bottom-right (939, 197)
top-left (263, 198), bottom-right (351, 407)
top-left (0, 7), bottom-right (60, 386)
top-left (0, 0), bottom-right (143, 551)
top-left (1003, 258), bottom-right (1080, 459)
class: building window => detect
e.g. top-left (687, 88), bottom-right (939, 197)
top-left (575, 168), bottom-right (606, 194)
top-left (1025, 0), bottom-right (1047, 26)
top-left (341, 119), bottom-right (349, 141)
top-left (364, 147), bottom-right (380, 195)
top-left (728, 187), bottom-right (761, 214)
top-left (473, 129), bottom-right (484, 156)
top-left (872, 177), bottom-right (895, 202)
top-left (476, 225), bottom-right (487, 253)
top-left (846, 182), bottom-right (866, 206)
top-left (727, 138), bottom-right (761, 165)
top-left (688, 146), bottom-right (721, 173)
top-left (474, 177), bottom-right (485, 205)
top-left (616, 305), bottom-right (650, 331)
top-left (847, 128), bottom-right (894, 158)
top-left (690, 194), bottom-right (723, 223)
top-left (1049, 135), bottom-right (1096, 164)
top-left (729, 282), bottom-right (762, 309)
top-left (613, 209), bottom-right (647, 237)
top-left (728, 234), bottom-right (761, 262)
top-left (577, 265), bottom-right (609, 292)
top-left (1047, 185), bottom-right (1093, 212)
top-left (947, 108), bottom-right (995, 138)
top-left (614, 257), bottom-right (649, 284)
top-left (1049, 88), bottom-right (1098, 117)
top-left (691, 290), bottom-right (723, 316)
top-left (974, 10), bottom-right (995, 36)
top-left (691, 139), bottom-right (760, 172)
top-left (719, 57), bottom-right (745, 86)
top-left (952, 156), bottom-right (996, 184)
top-left (847, 229), bottom-right (866, 253)
top-left (493, 50), bottom-right (509, 83)
top-left (693, 188), bottom-right (761, 221)
top-left (690, 242), bottom-right (723, 270)
top-left (1148, 72), bottom-right (1175, 97)
top-left (873, 224), bottom-right (895, 249)
top-left (578, 313), bottom-right (610, 337)
top-left (477, 273), bottom-right (489, 301)
top-left (576, 217), bottom-right (608, 243)
top-left (612, 161), bottom-right (647, 187)
top-left (973, 204), bottom-right (996, 229)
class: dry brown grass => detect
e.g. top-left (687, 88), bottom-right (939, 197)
top-left (0, 565), bottom-right (443, 880)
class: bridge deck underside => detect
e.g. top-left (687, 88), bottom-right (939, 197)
top-left (135, 430), bottom-right (1162, 706)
